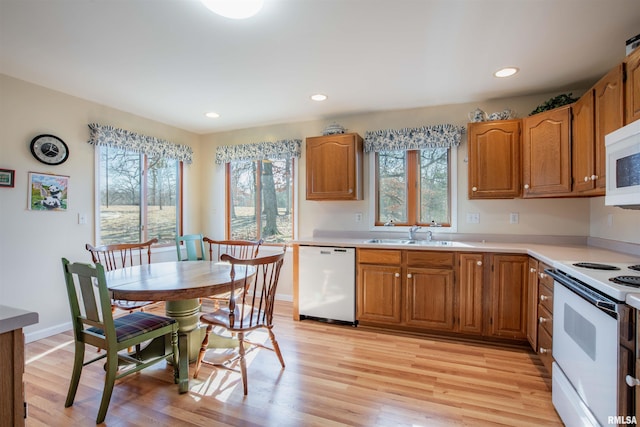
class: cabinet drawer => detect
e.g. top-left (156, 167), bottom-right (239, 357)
top-left (357, 249), bottom-right (401, 265)
top-left (538, 325), bottom-right (553, 373)
top-left (538, 282), bottom-right (553, 313)
top-left (406, 251), bottom-right (454, 268)
top-left (538, 262), bottom-right (554, 288)
top-left (538, 303), bottom-right (553, 337)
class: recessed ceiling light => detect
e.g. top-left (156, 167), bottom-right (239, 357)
top-left (205, 112), bottom-right (220, 118)
top-left (199, 0), bottom-right (263, 19)
top-left (494, 67), bottom-right (519, 78)
top-left (311, 94), bottom-right (328, 101)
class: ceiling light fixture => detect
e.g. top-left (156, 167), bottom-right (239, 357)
top-left (494, 67), bottom-right (519, 78)
top-left (205, 112), bottom-right (220, 118)
top-left (199, 0), bottom-right (264, 19)
top-left (311, 94), bottom-right (328, 101)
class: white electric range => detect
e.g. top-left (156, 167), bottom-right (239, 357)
top-left (548, 260), bottom-right (640, 427)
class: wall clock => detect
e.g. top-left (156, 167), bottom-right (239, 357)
top-left (30, 134), bottom-right (69, 165)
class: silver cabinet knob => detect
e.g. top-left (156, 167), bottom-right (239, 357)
top-left (530, 267), bottom-right (536, 273)
top-left (524, 184), bottom-right (530, 189)
top-left (540, 295), bottom-right (549, 301)
top-left (472, 186), bottom-right (478, 192)
top-left (539, 347), bottom-right (550, 354)
top-left (407, 273), bottom-right (412, 279)
top-left (626, 375), bottom-right (640, 387)
top-left (539, 272), bottom-right (546, 279)
top-left (591, 174), bottom-right (598, 180)
top-left (394, 273), bottom-right (400, 278)
top-left (476, 261), bottom-right (483, 266)
top-left (584, 176), bottom-right (590, 182)
top-left (539, 316), bottom-right (548, 324)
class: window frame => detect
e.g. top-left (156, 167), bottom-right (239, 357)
top-left (225, 157), bottom-right (297, 244)
top-left (94, 147), bottom-right (184, 247)
top-left (368, 147), bottom-right (457, 233)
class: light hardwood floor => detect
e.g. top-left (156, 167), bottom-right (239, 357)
top-left (24, 301), bottom-right (562, 426)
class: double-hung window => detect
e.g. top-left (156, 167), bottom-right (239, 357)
top-left (216, 139), bottom-right (301, 244)
top-left (89, 124), bottom-right (193, 245)
top-left (366, 125), bottom-right (463, 229)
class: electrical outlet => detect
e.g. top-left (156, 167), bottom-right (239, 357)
top-left (466, 213), bottom-right (480, 224)
top-left (355, 212), bottom-right (363, 222)
top-left (509, 212), bottom-right (519, 224)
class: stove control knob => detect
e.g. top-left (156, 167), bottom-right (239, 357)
top-left (626, 375), bottom-right (640, 387)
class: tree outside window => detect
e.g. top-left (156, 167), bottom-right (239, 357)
top-left (376, 148), bottom-right (450, 226)
top-left (228, 158), bottom-right (294, 243)
top-left (99, 146), bottom-right (181, 245)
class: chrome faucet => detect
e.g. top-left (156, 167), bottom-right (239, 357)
top-left (408, 225), bottom-right (421, 240)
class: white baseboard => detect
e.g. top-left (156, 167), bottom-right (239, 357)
top-left (25, 321), bottom-right (71, 344)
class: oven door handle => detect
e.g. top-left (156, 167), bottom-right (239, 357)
top-left (595, 300), bottom-right (617, 315)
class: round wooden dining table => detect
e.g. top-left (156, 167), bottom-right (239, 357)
top-left (105, 260), bottom-right (253, 393)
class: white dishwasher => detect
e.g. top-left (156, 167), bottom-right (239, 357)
top-left (298, 245), bottom-right (357, 325)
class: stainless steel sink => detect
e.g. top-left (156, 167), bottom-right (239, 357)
top-left (363, 238), bottom-right (453, 246)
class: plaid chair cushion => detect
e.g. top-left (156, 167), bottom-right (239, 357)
top-left (88, 311), bottom-right (176, 342)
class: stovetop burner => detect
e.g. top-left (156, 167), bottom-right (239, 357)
top-left (630, 265), bottom-right (640, 272)
top-left (609, 276), bottom-right (640, 287)
top-left (572, 262), bottom-right (621, 271)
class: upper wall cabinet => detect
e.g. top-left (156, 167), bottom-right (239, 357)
top-left (522, 105), bottom-right (572, 197)
top-left (306, 133), bottom-right (363, 200)
top-left (625, 47), bottom-right (640, 124)
top-left (467, 120), bottom-right (521, 199)
top-left (569, 63), bottom-right (624, 196)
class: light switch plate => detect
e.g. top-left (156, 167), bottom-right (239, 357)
top-left (509, 212), bottom-right (519, 224)
top-left (466, 213), bottom-right (480, 224)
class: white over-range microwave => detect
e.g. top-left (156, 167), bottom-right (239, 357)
top-left (605, 118), bottom-right (640, 209)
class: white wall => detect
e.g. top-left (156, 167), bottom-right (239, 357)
top-left (0, 75), bottom-right (202, 340)
top-left (3, 74), bottom-right (639, 341)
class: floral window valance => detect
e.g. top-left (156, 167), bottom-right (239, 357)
top-left (215, 139), bottom-right (302, 164)
top-left (87, 123), bottom-right (193, 164)
top-left (364, 124), bottom-right (465, 152)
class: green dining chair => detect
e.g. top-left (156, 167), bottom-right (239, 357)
top-left (61, 258), bottom-right (182, 424)
top-left (176, 233), bottom-right (206, 261)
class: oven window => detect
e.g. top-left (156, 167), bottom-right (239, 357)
top-left (564, 304), bottom-right (596, 361)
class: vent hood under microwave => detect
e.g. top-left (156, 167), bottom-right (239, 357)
top-left (605, 119), bottom-right (640, 209)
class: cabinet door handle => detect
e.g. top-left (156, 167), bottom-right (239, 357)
top-left (626, 375), bottom-right (640, 387)
top-left (584, 176), bottom-right (590, 182)
top-left (591, 174), bottom-right (598, 180)
top-left (524, 184), bottom-right (530, 189)
top-left (539, 316), bottom-right (548, 324)
top-left (407, 273), bottom-right (412, 279)
top-left (472, 186), bottom-right (478, 192)
top-left (539, 347), bottom-right (550, 354)
top-left (476, 261), bottom-right (483, 266)
top-left (540, 295), bottom-right (549, 301)
top-left (530, 267), bottom-right (536, 273)
top-left (539, 272), bottom-right (546, 279)
top-left (394, 273), bottom-right (400, 278)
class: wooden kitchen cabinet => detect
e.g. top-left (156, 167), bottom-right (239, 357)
top-left (456, 253), bottom-right (484, 335)
top-left (306, 133), bottom-right (363, 200)
top-left (526, 258), bottom-right (539, 349)
top-left (488, 254), bottom-right (528, 341)
top-left (522, 105), bottom-right (572, 197)
top-left (467, 120), bottom-right (521, 199)
top-left (356, 249), bottom-right (402, 324)
top-left (625, 47), bottom-right (640, 124)
top-left (405, 251), bottom-right (455, 331)
top-left (572, 63), bottom-right (624, 195)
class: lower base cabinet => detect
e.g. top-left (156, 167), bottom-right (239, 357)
top-left (356, 249), bottom-right (529, 344)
